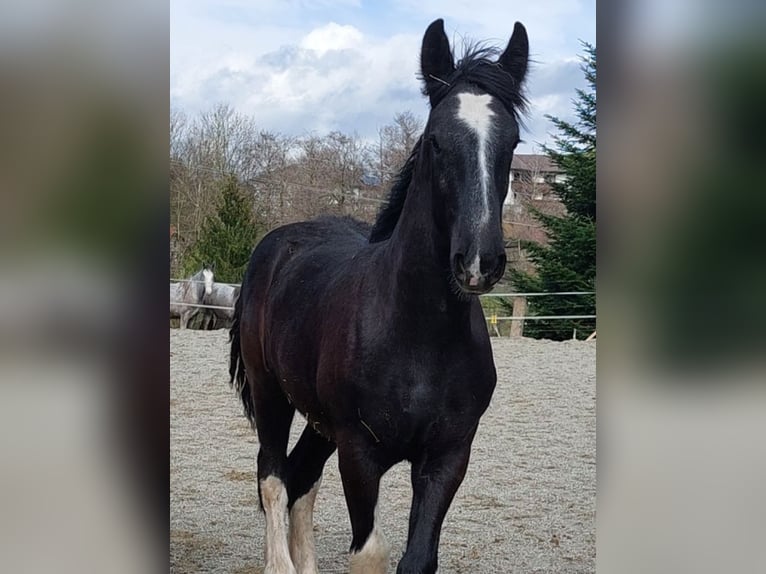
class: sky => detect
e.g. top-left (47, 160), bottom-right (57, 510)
top-left (170, 0), bottom-right (595, 154)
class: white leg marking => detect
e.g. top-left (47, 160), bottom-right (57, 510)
top-left (261, 476), bottom-right (296, 574)
top-left (289, 479), bottom-right (321, 574)
top-left (349, 504), bottom-right (389, 574)
top-left (457, 92), bottom-right (496, 226)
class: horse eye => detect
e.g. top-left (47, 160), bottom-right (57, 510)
top-left (429, 135), bottom-right (442, 153)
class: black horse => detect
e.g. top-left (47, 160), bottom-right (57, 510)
top-left (230, 18), bottom-right (529, 574)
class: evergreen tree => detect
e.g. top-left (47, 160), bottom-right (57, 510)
top-left (506, 43), bottom-right (596, 340)
top-left (183, 174), bottom-right (263, 283)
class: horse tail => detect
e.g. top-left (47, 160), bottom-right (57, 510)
top-left (229, 285), bottom-right (256, 426)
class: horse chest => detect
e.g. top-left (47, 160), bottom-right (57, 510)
top-left (361, 350), bottom-right (496, 449)
top-left (408, 364), bottom-right (492, 413)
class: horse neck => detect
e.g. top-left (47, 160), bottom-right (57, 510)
top-left (189, 273), bottom-right (204, 300)
top-left (383, 171), bottom-right (466, 312)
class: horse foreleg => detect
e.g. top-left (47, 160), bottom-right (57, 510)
top-left (396, 442), bottom-right (474, 574)
top-left (338, 434), bottom-right (390, 574)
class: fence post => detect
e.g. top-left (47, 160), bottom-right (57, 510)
top-left (509, 296), bottom-right (527, 338)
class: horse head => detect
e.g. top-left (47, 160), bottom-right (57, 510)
top-left (419, 19), bottom-right (529, 294)
top-left (201, 263), bottom-right (215, 297)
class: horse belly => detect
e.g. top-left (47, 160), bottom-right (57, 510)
top-left (277, 367), bottom-right (334, 437)
top-left (267, 321), bottom-right (344, 440)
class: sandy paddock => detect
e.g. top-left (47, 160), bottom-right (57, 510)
top-left (170, 329), bottom-right (595, 573)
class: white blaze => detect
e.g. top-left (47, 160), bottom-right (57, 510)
top-left (456, 92), bottom-right (495, 226)
top-left (202, 269), bottom-right (214, 296)
top-left (468, 255), bottom-right (481, 285)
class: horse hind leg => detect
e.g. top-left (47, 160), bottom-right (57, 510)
top-left (260, 474), bottom-right (294, 574)
top-left (250, 372), bottom-right (297, 574)
top-left (285, 424), bottom-right (336, 574)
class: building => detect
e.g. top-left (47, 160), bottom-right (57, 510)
top-left (501, 154), bottom-right (568, 275)
top-left (505, 154), bottom-right (567, 205)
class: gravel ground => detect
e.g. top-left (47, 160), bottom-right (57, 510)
top-left (170, 329), bottom-right (595, 573)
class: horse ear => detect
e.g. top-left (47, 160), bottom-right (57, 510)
top-left (420, 19), bottom-right (454, 106)
top-left (498, 22), bottom-right (529, 87)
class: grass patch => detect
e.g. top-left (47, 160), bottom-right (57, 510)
top-left (170, 529), bottom-right (225, 573)
top-left (224, 469), bottom-right (256, 482)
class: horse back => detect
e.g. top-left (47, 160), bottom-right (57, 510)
top-left (237, 217), bottom-right (371, 382)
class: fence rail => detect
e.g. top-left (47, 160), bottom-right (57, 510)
top-left (171, 284), bottom-right (595, 338)
top-left (172, 278), bottom-right (594, 298)
top-left (492, 315), bottom-right (596, 320)
top-left (481, 291), bottom-right (594, 297)
top-left (171, 302), bottom-right (235, 310)
top-left (171, 279), bottom-right (241, 287)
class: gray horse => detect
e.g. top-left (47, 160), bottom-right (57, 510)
top-left (170, 265), bottom-right (214, 329)
top-left (201, 282), bottom-right (240, 330)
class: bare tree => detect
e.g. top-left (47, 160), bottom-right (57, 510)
top-left (170, 104), bottom-right (260, 257)
top-left (374, 111), bottom-right (423, 187)
top-left (281, 131), bottom-right (370, 223)
top-left (170, 107), bottom-right (188, 160)
top-left (170, 107), bottom-right (427, 274)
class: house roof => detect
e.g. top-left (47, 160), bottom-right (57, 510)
top-left (511, 154), bottom-right (563, 173)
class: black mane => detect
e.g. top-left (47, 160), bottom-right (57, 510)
top-left (368, 43), bottom-right (528, 244)
top-left (368, 136), bottom-right (422, 243)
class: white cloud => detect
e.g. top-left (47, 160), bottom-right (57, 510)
top-left (172, 21), bottom-right (424, 137)
top-left (391, 0), bottom-right (593, 59)
top-left (170, 1), bottom-right (594, 152)
top-left (300, 22), bottom-right (364, 55)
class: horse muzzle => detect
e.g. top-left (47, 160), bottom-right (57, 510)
top-left (451, 251), bottom-right (506, 294)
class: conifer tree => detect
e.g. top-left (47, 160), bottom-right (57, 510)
top-left (184, 174), bottom-right (262, 283)
top-left (507, 43), bottom-right (596, 340)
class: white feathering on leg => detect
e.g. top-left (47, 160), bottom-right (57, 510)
top-left (349, 503), bottom-right (389, 574)
top-left (289, 479), bottom-right (321, 574)
top-left (261, 476), bottom-right (296, 574)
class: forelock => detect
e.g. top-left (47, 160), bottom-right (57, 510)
top-left (422, 42), bottom-right (527, 126)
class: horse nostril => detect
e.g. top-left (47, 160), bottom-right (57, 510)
top-left (481, 253), bottom-right (506, 280)
top-left (453, 253), bottom-right (466, 274)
